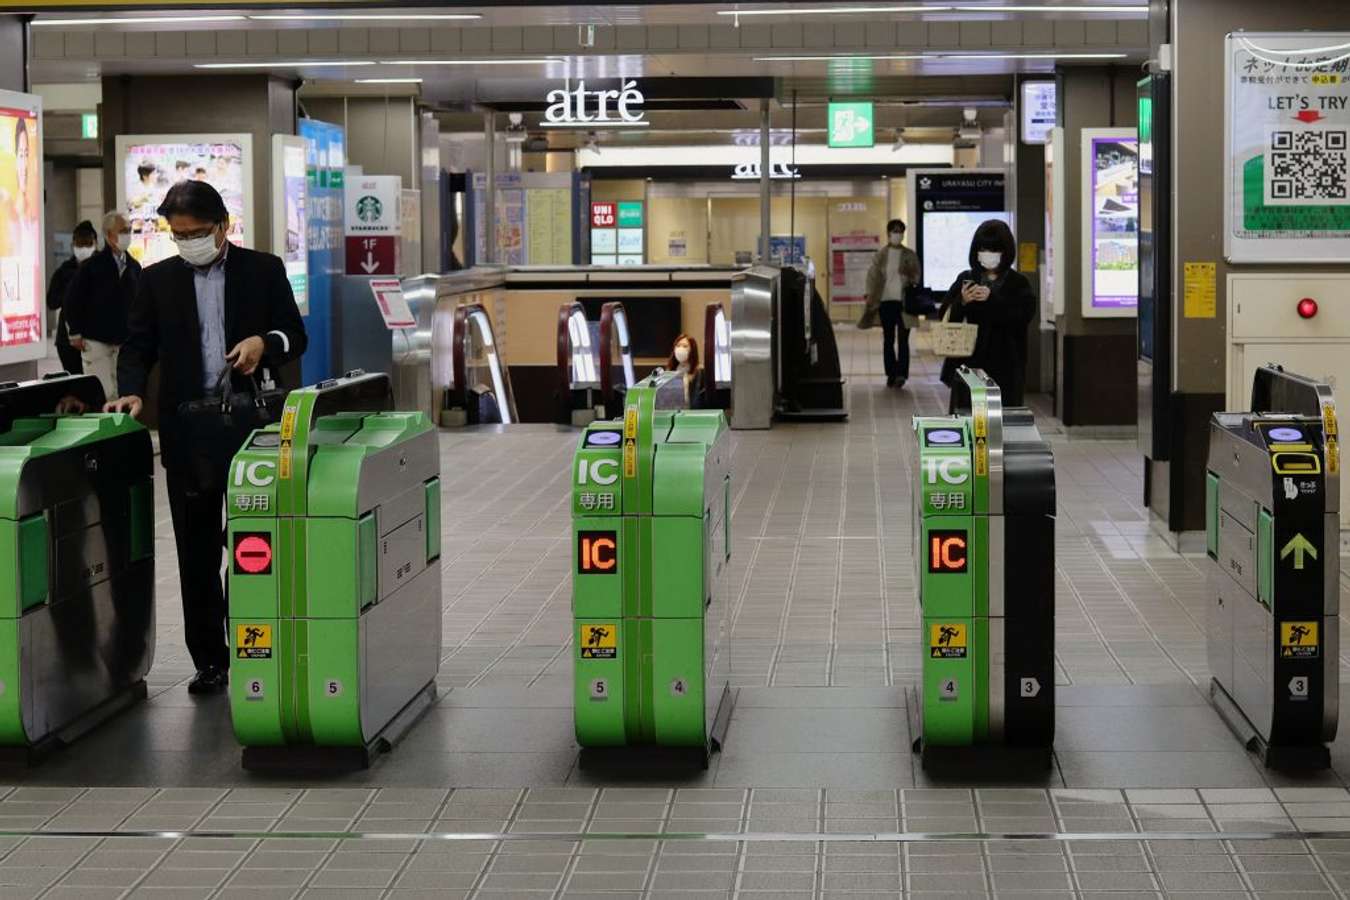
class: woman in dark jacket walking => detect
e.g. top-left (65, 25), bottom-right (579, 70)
top-left (939, 219), bottom-right (1036, 412)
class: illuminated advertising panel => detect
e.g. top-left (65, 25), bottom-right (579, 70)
top-left (1081, 129), bottom-right (1139, 318)
top-left (116, 133), bottom-right (254, 266)
top-left (272, 135), bottom-right (308, 315)
top-left (0, 90), bottom-right (44, 364)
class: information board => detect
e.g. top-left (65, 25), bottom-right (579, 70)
top-left (343, 172), bottom-right (401, 276)
top-left (907, 169), bottom-right (1009, 292)
top-left (0, 90), bottom-right (44, 365)
top-left (1021, 80), bottom-right (1057, 145)
top-left (115, 133), bottom-right (253, 266)
top-left (1081, 129), bottom-right (1139, 318)
top-left (271, 135), bottom-right (307, 315)
top-left (297, 118), bottom-right (344, 385)
top-left (1224, 32), bottom-right (1350, 263)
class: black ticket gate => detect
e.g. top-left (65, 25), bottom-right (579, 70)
top-left (1206, 364), bottom-right (1339, 769)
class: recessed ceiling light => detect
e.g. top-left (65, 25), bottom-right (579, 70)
top-left (718, 5), bottom-right (954, 15)
top-left (952, 4), bottom-right (1148, 11)
top-left (33, 14), bottom-right (246, 25)
top-left (250, 13), bottom-right (482, 21)
top-left (355, 78), bottom-right (424, 84)
top-left (193, 60), bottom-right (378, 69)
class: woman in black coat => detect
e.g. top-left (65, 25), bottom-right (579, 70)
top-left (939, 219), bottom-right (1036, 412)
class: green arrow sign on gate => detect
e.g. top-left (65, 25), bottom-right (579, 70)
top-left (1281, 533), bottom-right (1317, 570)
top-left (828, 101), bottom-right (875, 148)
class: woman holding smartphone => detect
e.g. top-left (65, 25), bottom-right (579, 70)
top-left (939, 219), bottom-right (1036, 412)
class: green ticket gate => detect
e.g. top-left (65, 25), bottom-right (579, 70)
top-left (910, 367), bottom-right (1055, 771)
top-left (0, 374), bottom-right (154, 761)
top-left (572, 372), bottom-right (733, 765)
top-left (1206, 364), bottom-right (1339, 769)
top-left (227, 371), bottom-right (442, 769)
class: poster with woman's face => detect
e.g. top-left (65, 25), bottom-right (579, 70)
top-left (120, 137), bottom-right (250, 265)
top-left (0, 103), bottom-right (42, 353)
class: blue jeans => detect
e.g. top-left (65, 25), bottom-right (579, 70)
top-left (879, 301), bottom-right (909, 380)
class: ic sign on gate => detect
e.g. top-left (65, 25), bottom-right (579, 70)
top-left (233, 533), bottom-right (273, 575)
top-left (928, 530), bottom-right (969, 574)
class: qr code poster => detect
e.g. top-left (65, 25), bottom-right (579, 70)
top-left (1225, 32), bottom-right (1350, 263)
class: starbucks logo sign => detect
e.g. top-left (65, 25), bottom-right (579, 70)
top-left (355, 195), bottom-right (382, 223)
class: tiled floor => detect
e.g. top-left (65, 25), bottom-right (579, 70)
top-left (16, 330), bottom-right (1350, 897)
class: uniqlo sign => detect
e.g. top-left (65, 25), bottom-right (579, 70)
top-left (591, 202), bottom-right (616, 228)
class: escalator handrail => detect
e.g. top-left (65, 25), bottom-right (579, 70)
top-left (598, 301), bottom-right (632, 413)
top-left (557, 302), bottom-right (584, 399)
top-left (451, 302), bottom-right (518, 425)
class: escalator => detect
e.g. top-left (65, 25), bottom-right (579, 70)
top-left (554, 301), bottom-right (636, 426)
top-left (433, 302), bottom-right (518, 426)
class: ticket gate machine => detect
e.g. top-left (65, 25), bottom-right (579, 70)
top-left (1206, 364), bottom-right (1339, 769)
top-left (227, 371), bottom-right (442, 769)
top-left (910, 368), bottom-right (1056, 771)
top-left (572, 372), bottom-right (733, 765)
top-left (0, 374), bottom-right (154, 761)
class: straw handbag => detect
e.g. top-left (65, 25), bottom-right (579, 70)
top-left (930, 304), bottom-right (980, 359)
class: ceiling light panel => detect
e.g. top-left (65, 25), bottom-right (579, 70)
top-left (33, 14), bottom-right (245, 25)
top-left (249, 13), bottom-right (482, 21)
top-left (194, 60), bottom-right (377, 69)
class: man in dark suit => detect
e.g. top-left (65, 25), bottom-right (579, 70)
top-left (108, 181), bottom-right (307, 694)
top-left (45, 219), bottom-right (97, 375)
top-left (65, 211), bottom-right (142, 397)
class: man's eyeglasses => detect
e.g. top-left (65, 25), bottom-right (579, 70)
top-left (170, 226), bottom-right (217, 242)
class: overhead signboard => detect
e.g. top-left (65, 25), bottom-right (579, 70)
top-left (1224, 32), bottom-right (1350, 263)
top-left (0, 89), bottom-right (45, 366)
top-left (1082, 129), bottom-right (1139, 318)
top-left (828, 101), bottom-right (874, 148)
top-left (543, 80), bottom-right (647, 129)
top-left (1021, 80), bottom-right (1057, 145)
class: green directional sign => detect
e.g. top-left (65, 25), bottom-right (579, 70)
top-left (1281, 533), bottom-right (1317, 570)
top-left (80, 113), bottom-right (98, 140)
top-left (828, 101), bottom-right (874, 148)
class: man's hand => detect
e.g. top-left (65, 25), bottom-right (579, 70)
top-left (104, 395), bottom-right (143, 418)
top-left (226, 335), bottom-right (266, 375)
top-left (69, 336), bottom-right (85, 351)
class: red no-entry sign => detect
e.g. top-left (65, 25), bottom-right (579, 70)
top-left (233, 533), bottom-right (273, 575)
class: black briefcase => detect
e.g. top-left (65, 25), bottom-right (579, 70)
top-left (176, 365), bottom-right (286, 495)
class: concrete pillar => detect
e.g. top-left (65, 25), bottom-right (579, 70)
top-left (759, 99), bottom-right (770, 264)
top-left (1013, 77), bottom-right (1050, 395)
top-left (1147, 0), bottom-right (1350, 535)
top-left (101, 74), bottom-right (296, 256)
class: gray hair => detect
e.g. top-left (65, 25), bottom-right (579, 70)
top-left (101, 210), bottom-right (127, 233)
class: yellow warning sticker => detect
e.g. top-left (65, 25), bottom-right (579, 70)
top-left (973, 411), bottom-right (987, 438)
top-left (622, 438), bottom-right (636, 478)
top-left (1328, 439), bottom-right (1341, 475)
top-left (623, 407), bottom-right (638, 439)
top-left (279, 443), bottom-right (293, 479)
top-left (974, 438), bottom-right (988, 476)
top-left (579, 623), bottom-right (618, 659)
top-left (280, 408), bottom-right (297, 441)
top-left (1324, 404), bottom-right (1338, 436)
top-left (236, 624), bottom-right (273, 659)
top-left (930, 623), bottom-right (967, 659)
top-left (1280, 621), bottom-right (1319, 659)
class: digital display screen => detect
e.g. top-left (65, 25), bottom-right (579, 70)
top-left (278, 139), bottom-right (308, 315)
top-left (923, 211), bottom-right (1013, 292)
top-left (120, 135), bottom-right (251, 265)
top-left (1089, 137), bottom-right (1139, 311)
top-left (577, 530), bottom-right (618, 575)
top-left (1021, 80), bottom-right (1057, 145)
top-left (927, 530), bottom-right (969, 574)
top-left (0, 98), bottom-right (43, 358)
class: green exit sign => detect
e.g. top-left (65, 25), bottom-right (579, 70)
top-left (828, 101), bottom-right (874, 148)
top-left (80, 113), bottom-right (98, 140)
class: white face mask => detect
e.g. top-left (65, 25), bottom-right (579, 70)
top-left (977, 250), bottom-right (1002, 271)
top-left (674, 345), bottom-right (690, 365)
top-left (888, 233), bottom-right (903, 247)
top-left (177, 232), bottom-right (221, 267)
top-left (73, 245), bottom-right (95, 262)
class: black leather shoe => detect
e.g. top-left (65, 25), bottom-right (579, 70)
top-left (188, 667), bottom-right (228, 695)
top-left (895, 378), bottom-right (907, 389)
top-left (886, 375), bottom-right (896, 387)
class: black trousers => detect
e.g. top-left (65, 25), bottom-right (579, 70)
top-left (879, 301), bottom-right (910, 380)
top-left (165, 467), bottom-right (230, 672)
